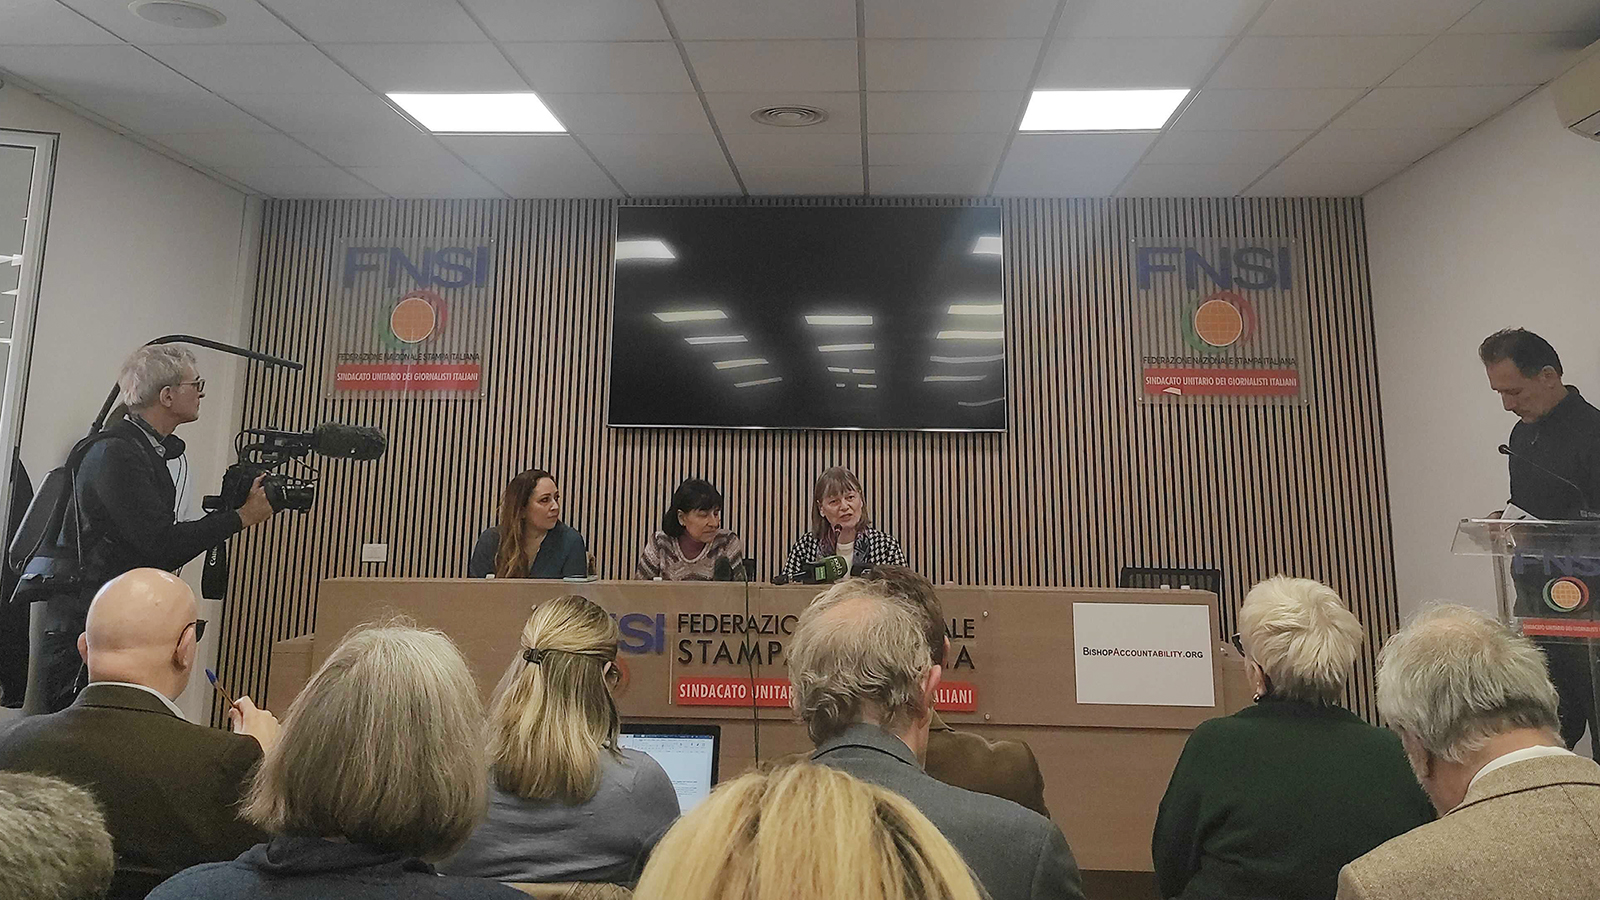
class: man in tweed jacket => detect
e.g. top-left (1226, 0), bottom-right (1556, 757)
top-left (1336, 605), bottom-right (1600, 900)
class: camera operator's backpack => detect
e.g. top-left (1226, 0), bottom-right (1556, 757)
top-left (6, 430), bottom-right (123, 602)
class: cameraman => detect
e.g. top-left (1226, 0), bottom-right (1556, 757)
top-left (37, 346), bottom-right (276, 711)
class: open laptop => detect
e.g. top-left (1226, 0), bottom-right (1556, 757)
top-left (618, 723), bottom-right (721, 812)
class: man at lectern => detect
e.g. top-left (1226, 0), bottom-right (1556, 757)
top-left (1480, 328), bottom-right (1600, 757)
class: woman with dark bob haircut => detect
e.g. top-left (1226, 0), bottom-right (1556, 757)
top-left (470, 468), bottom-right (588, 579)
top-left (634, 478), bottom-right (745, 581)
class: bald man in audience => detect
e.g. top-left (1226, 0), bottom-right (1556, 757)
top-left (0, 569), bottom-right (279, 900)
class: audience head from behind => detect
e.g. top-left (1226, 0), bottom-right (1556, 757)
top-left (858, 564), bottom-right (949, 666)
top-left (633, 763), bottom-right (983, 900)
top-left (118, 344), bottom-right (205, 433)
top-left (661, 478), bottom-right (724, 546)
top-left (79, 568), bottom-right (205, 702)
top-left (488, 595), bottom-right (623, 803)
top-left (1235, 575), bottom-right (1364, 705)
top-left (1376, 604), bottom-right (1564, 814)
top-left (0, 772), bottom-right (115, 900)
top-left (788, 577), bottom-right (937, 755)
top-left (1479, 327), bottom-right (1568, 424)
top-left (494, 468), bottom-right (563, 578)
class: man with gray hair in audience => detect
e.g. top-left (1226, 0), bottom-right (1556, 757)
top-left (1337, 604), bottom-right (1600, 899)
top-left (787, 577), bottom-right (1085, 900)
top-left (0, 771), bottom-right (115, 900)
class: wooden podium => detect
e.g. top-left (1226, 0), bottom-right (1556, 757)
top-left (267, 579), bottom-right (1249, 874)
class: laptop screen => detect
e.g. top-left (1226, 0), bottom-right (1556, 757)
top-left (618, 724), bottom-right (720, 812)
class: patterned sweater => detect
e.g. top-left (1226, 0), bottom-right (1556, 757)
top-left (780, 526), bottom-right (907, 580)
top-left (634, 529), bottom-right (745, 581)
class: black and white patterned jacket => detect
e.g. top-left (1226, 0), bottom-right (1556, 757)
top-left (780, 526), bottom-right (907, 580)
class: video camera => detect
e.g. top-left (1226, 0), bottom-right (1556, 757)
top-left (204, 423), bottom-right (387, 513)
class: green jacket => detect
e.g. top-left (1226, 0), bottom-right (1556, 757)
top-left (1152, 699), bottom-right (1434, 900)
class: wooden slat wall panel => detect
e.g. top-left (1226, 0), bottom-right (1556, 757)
top-left (217, 196), bottom-right (1396, 724)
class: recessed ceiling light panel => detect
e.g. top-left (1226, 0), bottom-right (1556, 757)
top-left (1020, 89), bottom-right (1190, 132)
top-left (130, 0), bottom-right (226, 28)
top-left (388, 92), bottom-right (566, 134)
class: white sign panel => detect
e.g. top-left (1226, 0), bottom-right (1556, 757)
top-left (1074, 602), bottom-right (1215, 707)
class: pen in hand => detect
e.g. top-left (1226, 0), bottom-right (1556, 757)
top-left (205, 667), bottom-right (236, 708)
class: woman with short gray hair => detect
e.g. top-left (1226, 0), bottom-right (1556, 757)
top-left (1152, 576), bottom-right (1433, 900)
top-left (146, 624), bottom-right (523, 900)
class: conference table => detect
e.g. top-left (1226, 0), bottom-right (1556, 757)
top-left (267, 578), bottom-right (1249, 876)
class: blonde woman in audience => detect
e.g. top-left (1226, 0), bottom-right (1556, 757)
top-left (634, 763), bottom-right (983, 900)
top-left (1152, 576), bottom-right (1434, 900)
top-left (147, 623), bottom-right (522, 900)
top-left (441, 595), bottom-right (679, 887)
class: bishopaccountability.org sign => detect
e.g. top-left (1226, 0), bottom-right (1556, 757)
top-left (1073, 602), bottom-right (1215, 707)
top-left (1134, 239), bottom-right (1309, 405)
top-left (329, 241), bottom-right (495, 398)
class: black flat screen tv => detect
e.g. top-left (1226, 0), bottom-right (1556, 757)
top-left (608, 206), bottom-right (1005, 431)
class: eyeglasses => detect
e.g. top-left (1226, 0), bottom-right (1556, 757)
top-left (1232, 632), bottom-right (1276, 698)
top-left (1230, 632), bottom-right (1246, 657)
top-left (171, 378), bottom-right (206, 394)
top-left (182, 619), bottom-right (208, 643)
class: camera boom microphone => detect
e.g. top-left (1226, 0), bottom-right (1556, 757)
top-left (310, 423), bottom-right (387, 460)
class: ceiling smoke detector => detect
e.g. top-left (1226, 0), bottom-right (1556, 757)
top-left (130, 0), bottom-right (227, 29)
top-left (750, 105), bottom-right (829, 127)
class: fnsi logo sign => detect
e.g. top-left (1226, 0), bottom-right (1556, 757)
top-left (1134, 242), bottom-right (1306, 402)
top-left (332, 244), bottom-right (492, 396)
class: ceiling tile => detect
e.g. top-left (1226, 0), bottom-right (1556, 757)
top-left (440, 135), bottom-right (622, 196)
top-left (1450, 0), bottom-right (1600, 35)
top-left (217, 165), bottom-right (385, 197)
top-left (145, 43), bottom-right (369, 95)
top-left (869, 164), bottom-right (996, 194)
top-left (60, 0), bottom-right (304, 43)
top-left (866, 39), bottom-right (1042, 92)
top-left (742, 166), bottom-right (863, 195)
top-left (1290, 126), bottom-right (1464, 165)
top-left (866, 91), bottom-right (1024, 132)
top-left (1245, 159), bottom-right (1407, 195)
top-left (723, 132), bottom-right (862, 168)
top-left (1331, 84), bottom-right (1536, 128)
top-left (322, 42), bottom-right (526, 91)
top-left (868, 132), bottom-right (1008, 167)
top-left (0, 0), bottom-right (120, 44)
top-left (684, 40), bottom-right (859, 93)
top-left (543, 93), bottom-right (712, 134)
top-left (992, 132), bottom-right (1158, 196)
top-left (1144, 128), bottom-right (1311, 167)
top-left (258, 0), bottom-right (486, 42)
top-left (0, 44), bottom-right (203, 95)
top-left (661, 0), bottom-right (855, 39)
top-left (1058, 0), bottom-right (1261, 38)
top-left (68, 89), bottom-right (278, 133)
top-left (458, 0), bottom-right (668, 41)
top-left (1118, 163), bottom-right (1266, 195)
top-left (153, 130), bottom-right (332, 169)
top-left (291, 125), bottom-right (457, 168)
top-left (1249, 0), bottom-right (1479, 36)
top-left (1383, 33), bottom-right (1588, 86)
top-left (1172, 88), bottom-right (1363, 130)
top-left (581, 132), bottom-right (737, 193)
top-left (865, 0), bottom-right (1059, 39)
top-left (1209, 35), bottom-right (1432, 89)
top-left (705, 92), bottom-right (860, 134)
top-left (346, 162), bottom-right (506, 198)
top-left (501, 42), bottom-right (694, 93)
top-left (1036, 37), bottom-right (1227, 89)
top-left (227, 92), bottom-right (414, 131)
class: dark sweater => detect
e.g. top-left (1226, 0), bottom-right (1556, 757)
top-left (467, 521), bottom-right (588, 579)
top-left (1152, 700), bottom-right (1434, 900)
top-left (147, 836), bottom-right (526, 900)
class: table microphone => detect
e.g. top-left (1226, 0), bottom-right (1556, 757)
top-left (713, 558), bottom-right (734, 581)
top-left (799, 555), bottom-right (848, 584)
top-left (1498, 444), bottom-right (1598, 517)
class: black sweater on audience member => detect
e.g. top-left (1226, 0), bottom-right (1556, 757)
top-left (1151, 699), bottom-right (1434, 900)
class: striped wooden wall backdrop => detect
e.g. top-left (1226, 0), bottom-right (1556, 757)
top-left (218, 196), bottom-right (1397, 723)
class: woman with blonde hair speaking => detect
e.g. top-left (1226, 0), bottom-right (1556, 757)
top-left (441, 595), bottom-right (679, 887)
top-left (1152, 576), bottom-right (1433, 900)
top-left (147, 624), bottom-right (522, 900)
top-left (634, 763), bottom-right (982, 900)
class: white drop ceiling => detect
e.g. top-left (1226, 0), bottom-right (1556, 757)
top-left (1, 0), bottom-right (1596, 199)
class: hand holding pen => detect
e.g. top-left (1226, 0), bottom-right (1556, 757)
top-left (208, 668), bottom-right (283, 753)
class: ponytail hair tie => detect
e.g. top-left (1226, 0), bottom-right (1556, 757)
top-left (522, 648), bottom-right (547, 665)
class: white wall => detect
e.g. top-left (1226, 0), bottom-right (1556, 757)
top-left (0, 84), bottom-right (259, 717)
top-left (1366, 86), bottom-right (1600, 618)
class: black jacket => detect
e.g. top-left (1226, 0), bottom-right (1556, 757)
top-left (0, 683), bottom-right (268, 900)
top-left (1507, 386), bottom-right (1600, 520)
top-left (76, 418), bottom-right (242, 578)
